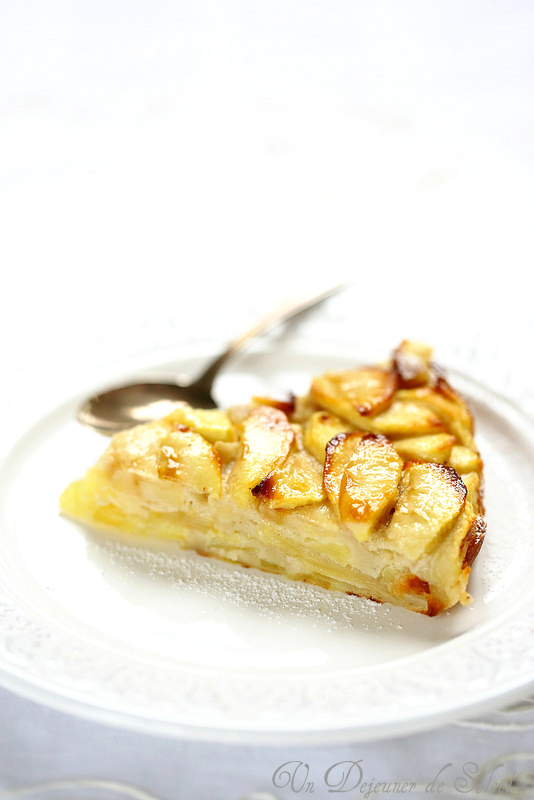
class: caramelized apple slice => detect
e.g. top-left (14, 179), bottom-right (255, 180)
top-left (213, 440), bottom-right (240, 465)
top-left (229, 405), bottom-right (295, 506)
top-left (448, 445), bottom-right (482, 474)
top-left (398, 381), bottom-right (475, 447)
top-left (252, 395), bottom-right (296, 416)
top-left (338, 434), bottom-right (403, 542)
top-left (167, 405), bottom-right (236, 443)
top-left (323, 432), bottom-right (365, 506)
top-left (372, 400), bottom-right (445, 437)
top-left (252, 449), bottom-right (325, 509)
top-left (386, 462), bottom-right (467, 560)
top-left (461, 471), bottom-right (483, 514)
top-left (311, 366), bottom-right (398, 424)
top-left (393, 340), bottom-right (433, 387)
top-left (393, 433), bottom-right (456, 464)
top-left (303, 411), bottom-right (350, 464)
top-left (415, 504), bottom-right (480, 612)
top-left (158, 427), bottom-right (222, 497)
top-left (460, 513), bottom-right (486, 571)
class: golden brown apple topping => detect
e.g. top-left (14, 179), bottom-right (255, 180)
top-left (323, 432), bottom-right (365, 507)
top-left (213, 440), bottom-right (240, 464)
top-left (166, 405), bottom-right (236, 443)
top-left (252, 449), bottom-right (325, 509)
top-left (229, 405), bottom-right (295, 506)
top-left (393, 433), bottom-right (456, 464)
top-left (323, 432), bottom-right (403, 542)
top-left (393, 340), bottom-right (433, 387)
top-left (303, 411), bottom-right (351, 464)
top-left (337, 434), bottom-right (403, 542)
top-left (448, 444), bottom-right (483, 474)
top-left (372, 400), bottom-right (446, 437)
top-left (158, 427), bottom-right (222, 497)
top-left (252, 395), bottom-right (296, 416)
top-left (154, 344), bottom-right (484, 553)
top-left (311, 366), bottom-right (398, 424)
top-left (461, 516), bottom-right (486, 568)
top-left (385, 462), bottom-right (467, 560)
top-left (461, 471), bottom-right (483, 515)
top-left (399, 383), bottom-right (475, 447)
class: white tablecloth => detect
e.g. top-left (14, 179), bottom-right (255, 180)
top-left (1, 2), bottom-right (534, 797)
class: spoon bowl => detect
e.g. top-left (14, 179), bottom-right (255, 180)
top-left (78, 381), bottom-right (218, 434)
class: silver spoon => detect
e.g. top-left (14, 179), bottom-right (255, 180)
top-left (77, 284), bottom-right (346, 434)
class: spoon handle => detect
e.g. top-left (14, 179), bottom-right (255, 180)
top-left (193, 282), bottom-right (348, 395)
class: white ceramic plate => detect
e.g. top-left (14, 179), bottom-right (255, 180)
top-left (1, 343), bottom-right (533, 744)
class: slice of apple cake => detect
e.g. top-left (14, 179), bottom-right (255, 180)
top-left (60, 341), bottom-right (485, 616)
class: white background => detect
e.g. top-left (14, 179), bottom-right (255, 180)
top-left (1, 2), bottom-right (534, 797)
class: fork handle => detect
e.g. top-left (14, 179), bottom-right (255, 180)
top-left (193, 283), bottom-right (347, 395)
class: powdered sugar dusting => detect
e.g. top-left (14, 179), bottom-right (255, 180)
top-left (86, 530), bottom-right (400, 634)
